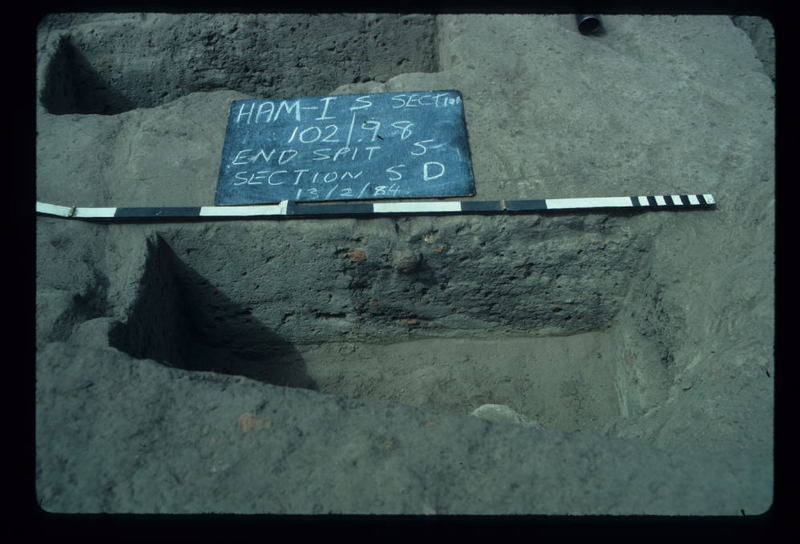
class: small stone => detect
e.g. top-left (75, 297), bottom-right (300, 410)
top-left (345, 248), bottom-right (367, 264)
top-left (393, 250), bottom-right (422, 273)
top-left (470, 404), bottom-right (544, 430)
top-left (238, 412), bottom-right (272, 432)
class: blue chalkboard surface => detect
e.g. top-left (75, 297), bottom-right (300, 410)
top-left (214, 90), bottom-right (475, 205)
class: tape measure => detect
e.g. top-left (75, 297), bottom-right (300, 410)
top-left (36, 194), bottom-right (714, 221)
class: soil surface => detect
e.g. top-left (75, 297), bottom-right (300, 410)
top-left (35, 13), bottom-right (774, 514)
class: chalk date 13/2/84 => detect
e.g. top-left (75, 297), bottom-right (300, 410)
top-left (295, 181), bottom-right (404, 200)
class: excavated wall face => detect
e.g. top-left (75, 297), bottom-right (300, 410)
top-left (152, 214), bottom-right (648, 343)
top-left (38, 13), bottom-right (438, 115)
top-left (105, 214), bottom-right (652, 431)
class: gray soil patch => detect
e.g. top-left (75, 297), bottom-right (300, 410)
top-left (299, 333), bottom-right (621, 431)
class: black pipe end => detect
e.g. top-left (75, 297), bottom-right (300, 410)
top-left (576, 14), bottom-right (604, 35)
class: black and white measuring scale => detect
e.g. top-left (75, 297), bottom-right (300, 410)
top-left (36, 194), bottom-right (715, 220)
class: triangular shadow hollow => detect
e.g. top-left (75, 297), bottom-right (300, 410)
top-left (41, 35), bottom-right (137, 115)
top-left (109, 235), bottom-right (317, 390)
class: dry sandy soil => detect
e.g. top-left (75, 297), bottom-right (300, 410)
top-left (35, 13), bottom-right (774, 515)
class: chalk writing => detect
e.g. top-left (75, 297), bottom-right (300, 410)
top-left (215, 90), bottom-right (475, 205)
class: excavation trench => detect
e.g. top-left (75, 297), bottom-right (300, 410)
top-left (38, 13), bottom-right (439, 115)
top-left (108, 213), bottom-right (663, 432)
top-left (39, 13), bottom-right (670, 432)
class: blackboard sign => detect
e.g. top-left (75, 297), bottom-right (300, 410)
top-left (214, 90), bottom-right (475, 205)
